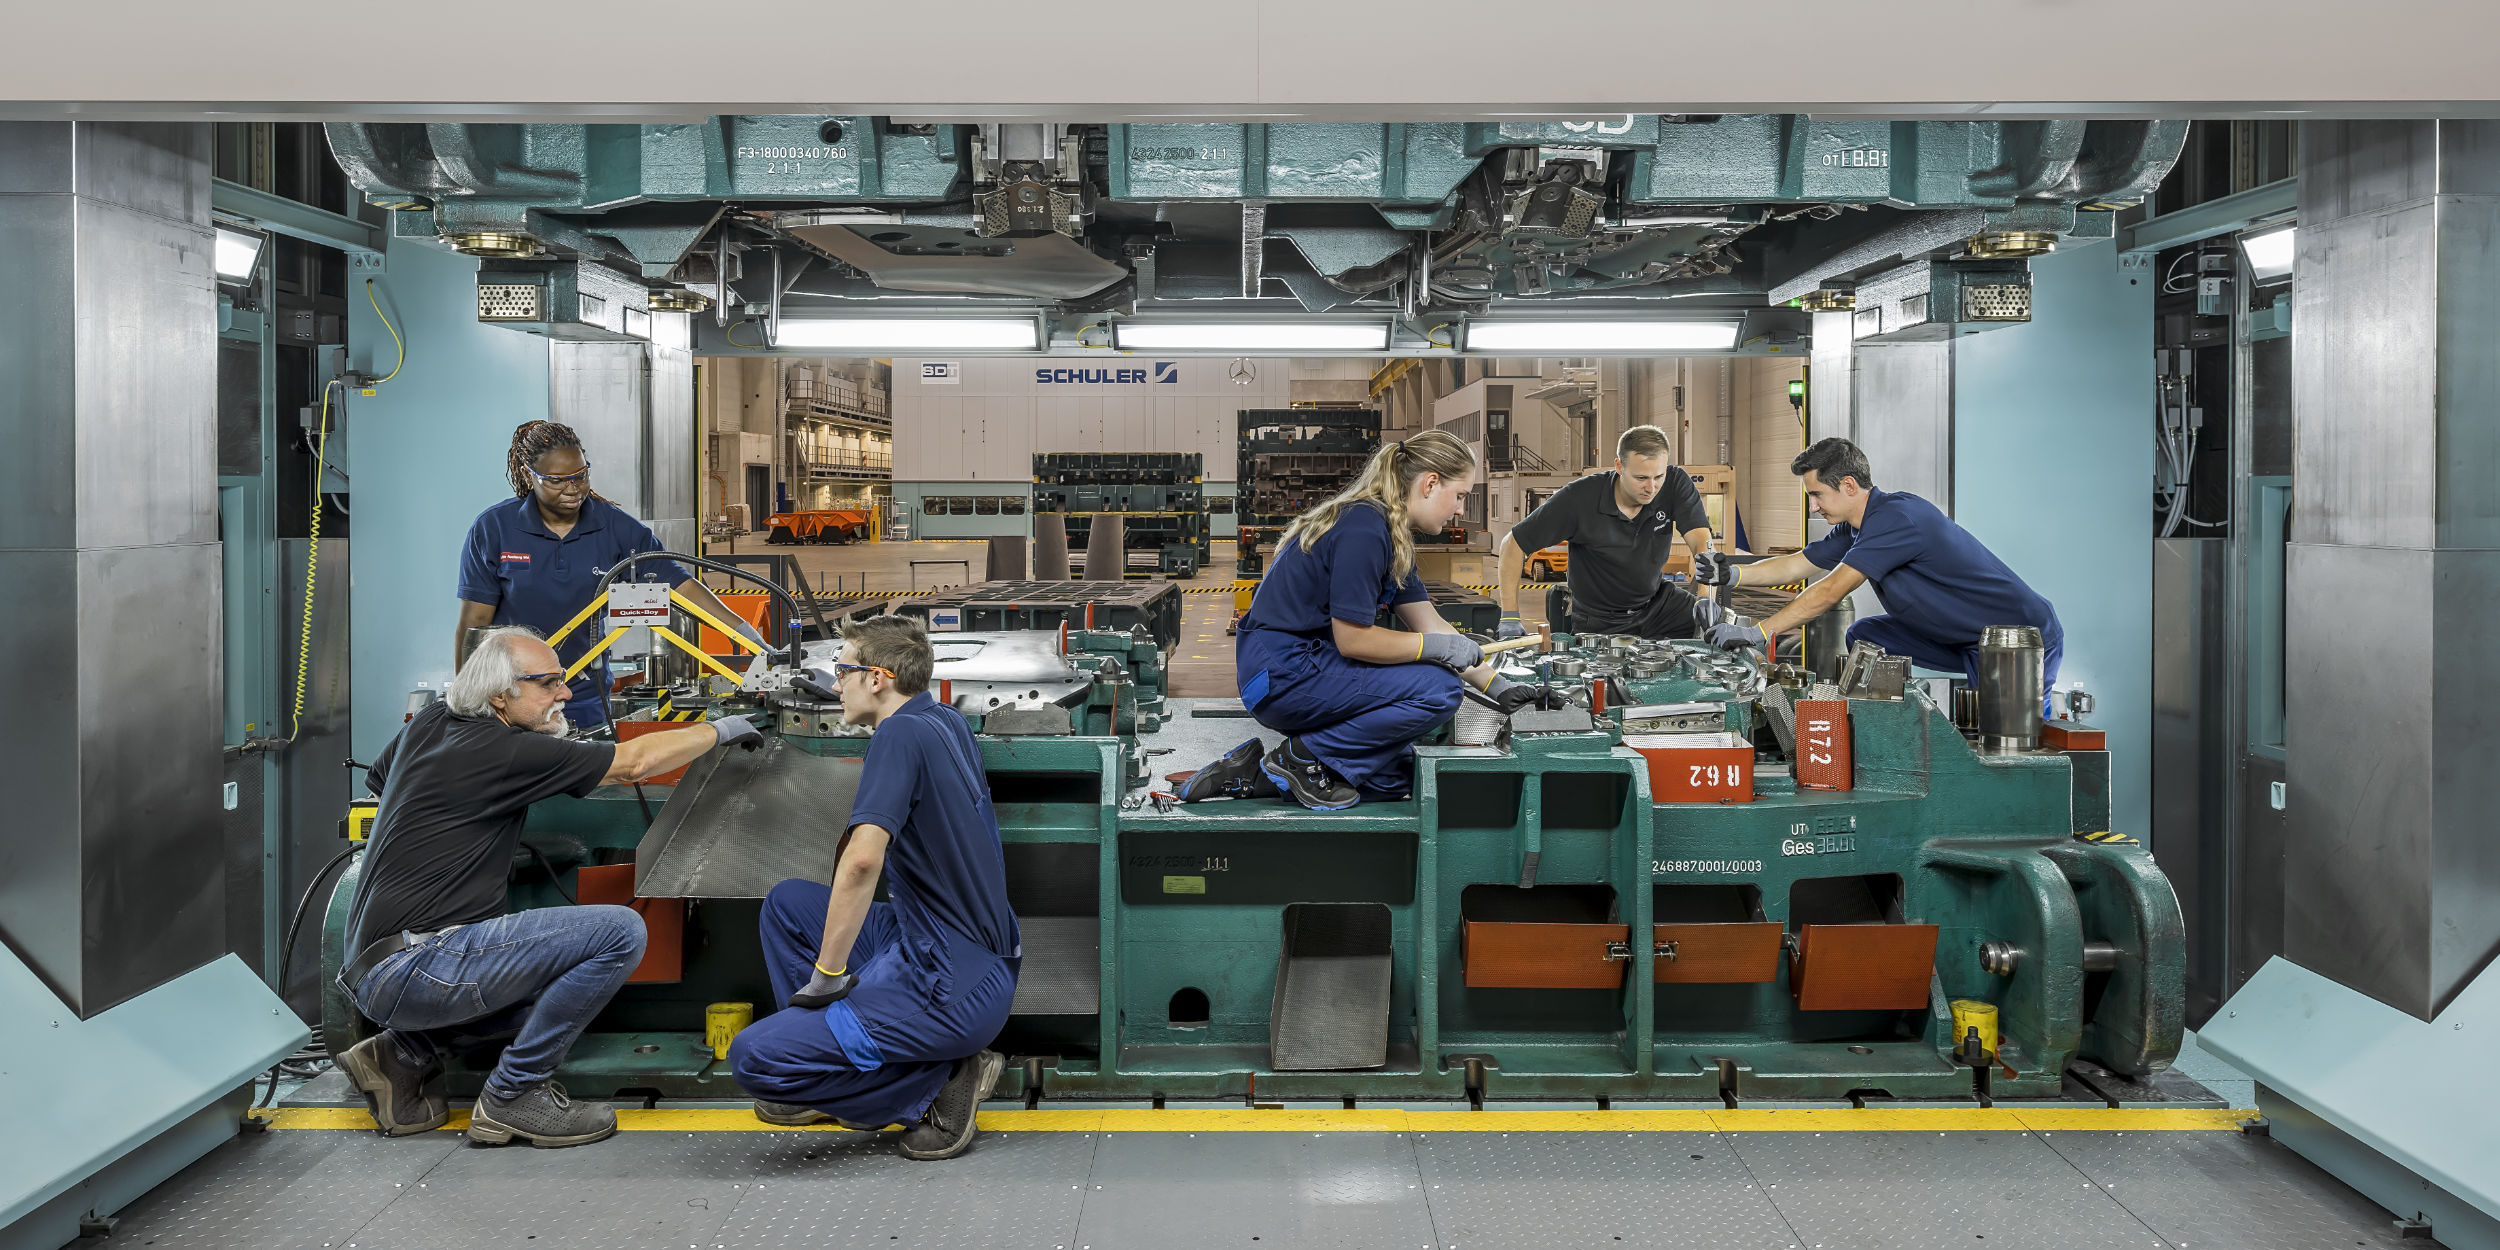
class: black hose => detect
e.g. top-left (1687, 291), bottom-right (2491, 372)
top-left (600, 698), bottom-right (658, 827)
top-left (521, 842), bottom-right (579, 906)
top-left (595, 550), bottom-right (830, 647)
top-left (262, 842), bottom-right (364, 1107)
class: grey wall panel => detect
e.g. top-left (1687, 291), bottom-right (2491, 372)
top-left (74, 196), bottom-right (217, 549)
top-left (2290, 202), bottom-right (2441, 551)
top-left (2286, 120), bottom-right (2500, 1021)
top-left (222, 754), bottom-right (267, 974)
top-left (0, 199), bottom-right (79, 550)
top-left (1807, 311), bottom-right (1854, 445)
top-left (2282, 541), bottom-right (2435, 1011)
top-left (649, 345), bottom-right (696, 529)
top-left (76, 541), bottom-right (227, 1010)
top-left (2234, 755), bottom-right (2287, 994)
top-left (0, 549), bottom-right (87, 1004)
top-left (2151, 538), bottom-right (2229, 1023)
top-left (0, 122), bottom-right (221, 1018)
top-left (1851, 340), bottom-right (1953, 514)
top-left (548, 340), bottom-right (650, 518)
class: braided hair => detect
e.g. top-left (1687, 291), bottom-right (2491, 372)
top-left (506, 420), bottom-right (601, 500)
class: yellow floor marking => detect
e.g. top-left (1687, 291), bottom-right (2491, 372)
top-left (253, 1105), bottom-right (2258, 1134)
top-left (1709, 1107), bottom-right (2028, 1133)
top-left (2014, 1107), bottom-right (2252, 1133)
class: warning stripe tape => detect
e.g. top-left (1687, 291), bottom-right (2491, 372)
top-left (249, 1105), bottom-right (2254, 1134)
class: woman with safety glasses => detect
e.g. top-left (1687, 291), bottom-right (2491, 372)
top-left (455, 420), bottom-right (763, 730)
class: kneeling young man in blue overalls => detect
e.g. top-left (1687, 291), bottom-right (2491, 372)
top-left (729, 616), bottom-right (1021, 1159)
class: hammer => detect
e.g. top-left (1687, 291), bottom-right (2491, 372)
top-left (1481, 630), bottom-right (1554, 659)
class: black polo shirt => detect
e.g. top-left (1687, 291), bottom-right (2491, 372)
top-left (345, 701), bottom-right (616, 954)
top-left (1509, 469), bottom-right (1710, 628)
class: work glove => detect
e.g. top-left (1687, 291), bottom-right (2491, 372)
top-left (1495, 611), bottom-right (1527, 640)
top-left (787, 966), bottom-right (857, 1009)
top-left (1690, 551), bottom-right (1737, 588)
top-left (1705, 620), bottom-right (1767, 652)
top-left (1484, 675), bottom-right (1551, 715)
top-left (1417, 631), bottom-right (1485, 673)
top-left (1690, 597), bottom-right (1724, 634)
top-left (710, 714), bottom-right (764, 751)
top-left (792, 668), bottom-right (841, 702)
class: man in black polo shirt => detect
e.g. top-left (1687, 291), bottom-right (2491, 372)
top-left (1494, 424), bottom-right (1720, 639)
top-left (335, 625), bottom-right (759, 1147)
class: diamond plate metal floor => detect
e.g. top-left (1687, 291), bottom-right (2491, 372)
top-left (77, 1119), bottom-right (2431, 1250)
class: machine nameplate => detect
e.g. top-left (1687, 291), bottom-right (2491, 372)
top-left (1162, 875), bottom-right (1206, 894)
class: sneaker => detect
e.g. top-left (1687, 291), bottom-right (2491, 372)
top-left (896, 1050), bottom-right (1004, 1161)
top-left (1259, 737), bottom-right (1360, 811)
top-left (338, 1033), bottom-right (447, 1137)
top-left (1177, 738), bottom-right (1282, 802)
top-left (465, 1081), bottom-right (617, 1148)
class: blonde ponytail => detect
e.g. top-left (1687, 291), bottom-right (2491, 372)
top-left (1278, 429), bottom-right (1477, 583)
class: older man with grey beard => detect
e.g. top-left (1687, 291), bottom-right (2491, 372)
top-left (334, 626), bottom-right (761, 1148)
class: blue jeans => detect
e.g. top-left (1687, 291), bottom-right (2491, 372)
top-left (353, 905), bottom-right (646, 1102)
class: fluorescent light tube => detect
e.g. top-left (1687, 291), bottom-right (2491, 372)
top-left (1110, 321), bottom-right (1391, 352)
top-left (213, 223), bottom-right (265, 282)
top-left (2240, 223), bottom-right (2296, 283)
top-left (773, 317), bottom-right (1040, 350)
top-left (1463, 319), bottom-right (1741, 353)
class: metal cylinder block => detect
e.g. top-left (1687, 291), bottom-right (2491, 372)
top-left (1973, 625), bottom-right (2044, 754)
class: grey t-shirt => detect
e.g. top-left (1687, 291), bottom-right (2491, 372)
top-left (1509, 470), bottom-right (1709, 628)
top-left (345, 702), bottom-right (615, 954)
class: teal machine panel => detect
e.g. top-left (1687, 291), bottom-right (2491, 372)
top-left (316, 624), bottom-right (2179, 1107)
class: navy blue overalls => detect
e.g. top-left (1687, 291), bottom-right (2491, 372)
top-left (1234, 502), bottom-right (1464, 799)
top-left (457, 495), bottom-right (689, 727)
top-left (729, 693), bottom-right (1022, 1127)
top-left (1801, 487), bottom-right (2064, 709)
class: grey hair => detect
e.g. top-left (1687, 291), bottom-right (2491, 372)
top-left (448, 625), bottom-right (549, 716)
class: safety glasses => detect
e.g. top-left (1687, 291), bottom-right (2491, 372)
top-left (516, 670), bottom-right (569, 690)
top-left (833, 662), bottom-right (895, 684)
top-left (531, 463), bottom-right (593, 486)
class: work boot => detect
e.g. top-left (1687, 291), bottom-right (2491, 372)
top-left (1177, 738), bottom-right (1282, 802)
top-left (752, 1099), bottom-right (880, 1130)
top-left (752, 1099), bottom-right (835, 1127)
top-left (1260, 737), bottom-right (1360, 811)
top-left (465, 1081), bottom-right (616, 1148)
top-left (896, 1050), bottom-right (1004, 1161)
top-left (338, 1032), bottom-right (447, 1137)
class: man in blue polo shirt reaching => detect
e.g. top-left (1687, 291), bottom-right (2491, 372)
top-left (1693, 438), bottom-right (2062, 706)
top-left (728, 615), bottom-right (1020, 1161)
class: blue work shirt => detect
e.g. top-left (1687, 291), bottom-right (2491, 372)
top-left (844, 693), bottom-right (1023, 997)
top-left (457, 495), bottom-right (689, 725)
top-left (1800, 488), bottom-right (2061, 650)
top-left (1235, 502), bottom-right (1431, 708)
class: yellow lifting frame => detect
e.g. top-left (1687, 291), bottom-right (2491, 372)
top-left (551, 586), bottom-right (774, 687)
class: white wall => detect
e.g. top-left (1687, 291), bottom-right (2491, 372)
top-left (891, 356), bottom-right (1301, 482)
top-left (15, 5), bottom-right (2500, 115)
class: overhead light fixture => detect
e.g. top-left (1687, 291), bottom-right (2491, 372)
top-left (1462, 318), bottom-right (1741, 353)
top-left (2240, 221), bottom-right (2296, 284)
top-left (213, 221), bottom-right (267, 284)
top-left (1110, 321), bottom-right (1392, 352)
top-left (771, 316), bottom-right (1041, 351)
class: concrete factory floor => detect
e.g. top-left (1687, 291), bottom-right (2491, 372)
top-left (704, 536), bottom-right (1560, 700)
top-left (92, 1034), bottom-right (2416, 1250)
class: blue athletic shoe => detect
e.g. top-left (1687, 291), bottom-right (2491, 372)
top-left (1260, 736), bottom-right (1360, 811)
top-left (1178, 738), bottom-right (1282, 802)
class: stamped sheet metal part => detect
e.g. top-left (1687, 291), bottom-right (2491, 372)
top-left (801, 632), bottom-right (1094, 716)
